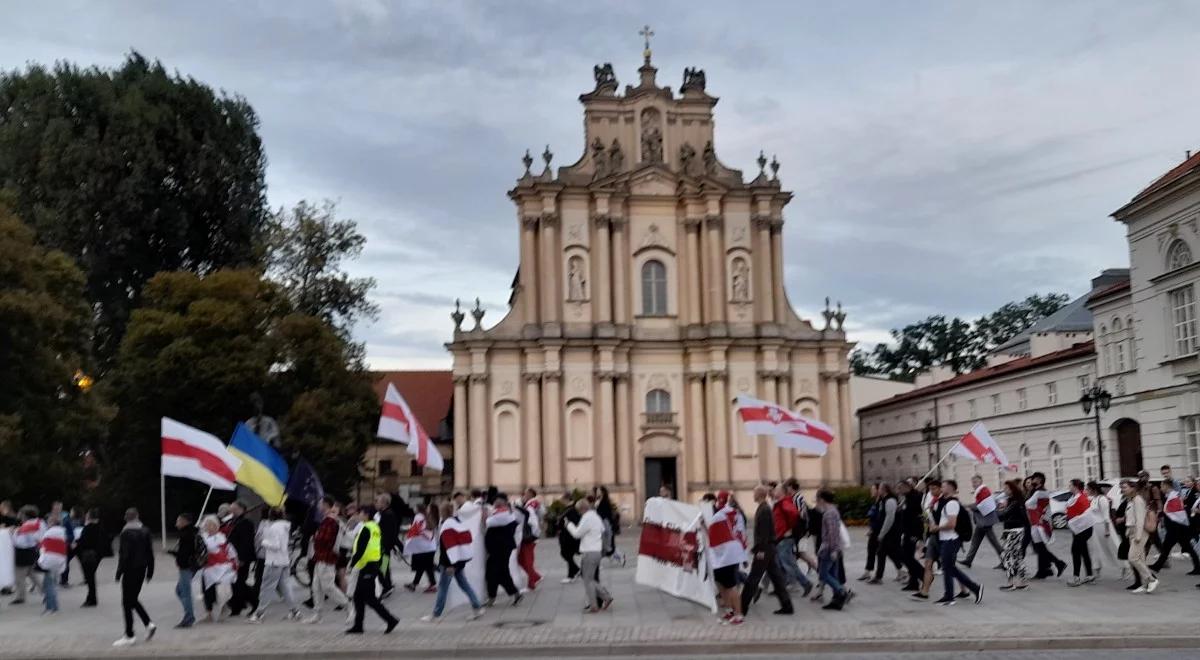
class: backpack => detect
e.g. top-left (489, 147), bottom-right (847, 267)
top-left (936, 497), bottom-right (973, 540)
top-left (191, 533), bottom-right (208, 571)
top-left (791, 497), bottom-right (809, 540)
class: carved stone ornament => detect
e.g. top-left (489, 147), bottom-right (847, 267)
top-left (522, 372), bottom-right (543, 384)
top-left (468, 373), bottom-right (489, 384)
top-left (500, 380), bottom-right (514, 396)
top-left (566, 223), bottom-right (583, 242)
top-left (571, 376), bottom-right (586, 393)
top-left (566, 255), bottom-right (588, 301)
top-left (730, 257), bottom-right (750, 302)
top-left (591, 137), bottom-right (607, 179)
top-left (641, 127), bottom-right (663, 163)
top-left (703, 141), bottom-right (717, 175)
top-left (608, 139), bottom-right (625, 174)
top-left (541, 371), bottom-right (563, 382)
top-left (471, 297), bottom-right (485, 330)
top-left (593, 62), bottom-right (616, 88)
top-left (731, 226), bottom-right (747, 244)
top-left (451, 298), bottom-right (465, 331)
top-left (736, 377), bottom-right (750, 392)
top-left (647, 374), bottom-right (669, 391)
top-left (681, 67), bottom-right (706, 93)
top-left (800, 378), bottom-right (813, 394)
top-left (679, 142), bottom-right (697, 176)
top-left (640, 224), bottom-right (666, 249)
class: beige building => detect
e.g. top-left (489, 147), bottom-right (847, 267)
top-left (446, 49), bottom-right (854, 512)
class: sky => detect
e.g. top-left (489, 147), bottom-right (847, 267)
top-left (3, 1), bottom-right (1198, 369)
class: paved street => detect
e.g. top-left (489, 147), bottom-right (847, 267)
top-left (0, 528), bottom-right (1197, 658)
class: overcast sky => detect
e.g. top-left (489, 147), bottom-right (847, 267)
top-left (4, 2), bottom-right (1198, 369)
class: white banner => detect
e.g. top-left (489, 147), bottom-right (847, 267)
top-left (634, 497), bottom-right (717, 613)
top-left (0, 528), bottom-right (13, 589)
top-left (442, 502), bottom-right (528, 611)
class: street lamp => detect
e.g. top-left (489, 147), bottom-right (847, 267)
top-left (921, 421), bottom-right (938, 476)
top-left (1079, 384), bottom-right (1112, 479)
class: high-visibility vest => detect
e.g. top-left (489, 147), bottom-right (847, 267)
top-left (353, 520), bottom-right (382, 570)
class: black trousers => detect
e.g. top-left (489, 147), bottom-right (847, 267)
top-left (864, 532), bottom-right (880, 571)
top-left (560, 543), bottom-right (580, 579)
top-left (120, 571), bottom-right (151, 638)
top-left (228, 562), bottom-right (257, 614)
top-left (1070, 527), bottom-right (1094, 577)
top-left (485, 551), bottom-right (518, 598)
top-left (1033, 541), bottom-right (1064, 577)
top-left (900, 535), bottom-right (924, 589)
top-left (379, 547), bottom-right (394, 592)
top-left (873, 532), bottom-right (903, 580)
top-left (740, 547), bottom-right (792, 614)
top-left (1150, 522), bottom-right (1200, 571)
top-left (410, 552), bottom-right (437, 587)
top-left (352, 568), bottom-right (397, 630)
top-left (79, 551), bottom-right (100, 605)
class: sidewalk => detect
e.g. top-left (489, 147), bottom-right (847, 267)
top-left (0, 529), bottom-right (1196, 658)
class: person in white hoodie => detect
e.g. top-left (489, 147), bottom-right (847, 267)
top-left (565, 498), bottom-right (612, 613)
top-left (249, 508), bottom-right (301, 622)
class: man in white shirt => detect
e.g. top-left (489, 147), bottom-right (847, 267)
top-left (932, 480), bottom-right (983, 606)
top-left (565, 498), bottom-right (612, 612)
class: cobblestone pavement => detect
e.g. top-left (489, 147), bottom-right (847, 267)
top-left (0, 529), bottom-right (1197, 658)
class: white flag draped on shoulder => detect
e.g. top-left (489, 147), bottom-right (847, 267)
top-left (376, 383), bottom-right (444, 472)
top-left (950, 422), bottom-right (1016, 470)
top-left (735, 395), bottom-right (835, 456)
top-left (160, 417), bottom-right (242, 490)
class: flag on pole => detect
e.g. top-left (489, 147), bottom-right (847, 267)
top-left (286, 459), bottom-right (325, 525)
top-left (735, 395), bottom-right (835, 456)
top-left (377, 383), bottom-right (444, 472)
top-left (229, 422), bottom-right (289, 505)
top-left (161, 417), bottom-right (242, 490)
top-left (950, 422), bottom-right (1016, 470)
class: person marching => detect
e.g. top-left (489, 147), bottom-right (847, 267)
top-left (113, 508), bottom-right (156, 647)
top-left (422, 502), bottom-right (486, 622)
top-left (345, 505), bottom-right (399, 634)
top-left (250, 507), bottom-right (301, 623)
top-left (1150, 479), bottom-right (1200, 575)
top-left (36, 515), bottom-right (68, 613)
top-left (514, 489), bottom-right (542, 591)
top-left (1064, 479), bottom-right (1097, 586)
top-left (403, 503), bottom-right (439, 594)
top-left (815, 489), bottom-right (852, 611)
top-left (11, 505), bottom-right (45, 605)
top-left (1026, 473), bottom-right (1067, 579)
top-left (997, 479), bottom-right (1029, 591)
top-left (961, 475), bottom-right (1003, 569)
top-left (307, 496), bottom-right (351, 623)
top-left (1120, 479), bottom-right (1159, 594)
top-left (167, 513), bottom-right (199, 627)
top-left (706, 491), bottom-right (747, 625)
top-left (1085, 481), bottom-right (1120, 578)
top-left (931, 480), bottom-right (983, 606)
top-left (483, 493), bottom-right (522, 607)
top-left (75, 509), bottom-right (108, 608)
top-left (198, 515), bottom-right (237, 622)
top-left (739, 485), bottom-right (793, 616)
top-left (565, 497), bottom-right (614, 613)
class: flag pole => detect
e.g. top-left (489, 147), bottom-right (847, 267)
top-left (919, 443), bottom-right (959, 482)
top-left (198, 486), bottom-right (214, 519)
top-left (160, 472), bottom-right (168, 549)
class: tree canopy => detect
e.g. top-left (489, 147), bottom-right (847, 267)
top-left (852, 293), bottom-right (1070, 381)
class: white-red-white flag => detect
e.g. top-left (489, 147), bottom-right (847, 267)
top-left (735, 395), bottom-right (835, 456)
top-left (973, 484), bottom-right (997, 517)
top-left (1164, 491), bottom-right (1189, 526)
top-left (161, 417), bottom-right (242, 490)
top-left (377, 383), bottom-right (444, 472)
top-left (950, 422), bottom-right (1016, 470)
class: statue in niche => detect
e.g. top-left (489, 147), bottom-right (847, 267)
top-left (567, 256), bottom-right (587, 301)
top-left (679, 142), bottom-right (697, 176)
top-left (591, 137), bottom-right (607, 178)
top-left (608, 139), bottom-right (624, 173)
top-left (731, 258), bottom-right (750, 302)
top-left (641, 127), bottom-right (663, 163)
top-left (703, 140), bottom-right (717, 175)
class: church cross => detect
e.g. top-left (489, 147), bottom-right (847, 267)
top-left (639, 24), bottom-right (655, 64)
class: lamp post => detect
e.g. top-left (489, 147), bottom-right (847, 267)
top-left (922, 421), bottom-right (938, 477)
top-left (1080, 384), bottom-right (1112, 479)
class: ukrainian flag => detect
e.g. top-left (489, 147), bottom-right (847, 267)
top-left (229, 422), bottom-right (289, 506)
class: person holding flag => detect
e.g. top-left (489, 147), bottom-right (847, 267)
top-left (1149, 479), bottom-right (1200, 575)
top-left (1064, 479), bottom-right (1097, 586)
top-left (1026, 472), bottom-right (1067, 579)
top-left (961, 475), bottom-right (1003, 569)
top-left (706, 491), bottom-right (746, 625)
top-left (482, 493), bottom-right (522, 607)
top-left (421, 502), bottom-right (486, 622)
top-left (403, 504), bottom-right (439, 593)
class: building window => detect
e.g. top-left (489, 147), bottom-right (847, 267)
top-left (378, 459), bottom-right (395, 476)
top-left (947, 402), bottom-right (955, 422)
top-left (1077, 375), bottom-right (1090, 393)
top-left (1082, 438), bottom-right (1097, 482)
top-left (646, 388), bottom-right (671, 413)
top-left (909, 412), bottom-right (917, 428)
top-left (1016, 388), bottom-right (1027, 410)
top-left (1116, 340), bottom-right (1128, 371)
top-left (1170, 285), bottom-right (1198, 356)
top-left (641, 260), bottom-right (668, 316)
top-left (1167, 238), bottom-right (1193, 271)
top-left (991, 394), bottom-right (1001, 415)
top-left (410, 459), bottom-right (423, 477)
top-left (1048, 441), bottom-right (1063, 489)
top-left (1046, 382), bottom-right (1057, 405)
top-left (1184, 416), bottom-right (1200, 477)
top-left (1102, 343), bottom-right (1112, 375)
top-left (1019, 444), bottom-right (1033, 477)
top-left (968, 399), bottom-right (977, 419)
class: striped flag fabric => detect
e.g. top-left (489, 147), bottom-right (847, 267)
top-left (439, 514), bottom-right (475, 564)
top-left (37, 526), bottom-right (69, 572)
top-left (161, 417), bottom-right (242, 490)
top-left (950, 422), bottom-right (1016, 470)
top-left (704, 504), bottom-right (746, 570)
top-left (377, 383), bottom-right (444, 472)
top-left (1164, 491), bottom-right (1189, 526)
top-left (735, 395), bottom-right (835, 456)
top-left (973, 484), bottom-right (997, 517)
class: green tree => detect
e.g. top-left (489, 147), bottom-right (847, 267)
top-left (972, 293), bottom-right (1071, 354)
top-left (266, 199), bottom-right (379, 336)
top-left (0, 205), bottom-right (111, 505)
top-left (0, 51), bottom-right (269, 367)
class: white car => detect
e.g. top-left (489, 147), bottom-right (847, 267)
top-left (1047, 478), bottom-right (1155, 530)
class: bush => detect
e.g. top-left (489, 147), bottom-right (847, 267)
top-left (829, 486), bottom-right (873, 524)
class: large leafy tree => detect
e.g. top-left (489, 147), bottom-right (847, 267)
top-left (0, 52), bottom-right (269, 367)
top-left (853, 293), bottom-right (1070, 381)
top-left (0, 205), bottom-right (111, 505)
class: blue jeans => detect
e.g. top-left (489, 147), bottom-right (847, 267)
top-left (432, 565), bottom-right (482, 617)
top-left (939, 537), bottom-right (978, 601)
top-left (775, 538), bottom-right (811, 588)
top-left (817, 550), bottom-right (844, 598)
top-left (176, 569), bottom-right (195, 623)
top-left (42, 569), bottom-right (60, 611)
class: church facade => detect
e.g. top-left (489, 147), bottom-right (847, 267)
top-left (446, 49), bottom-right (854, 512)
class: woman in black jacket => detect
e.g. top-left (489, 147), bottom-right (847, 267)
top-left (73, 509), bottom-right (108, 607)
top-left (997, 480), bottom-right (1029, 591)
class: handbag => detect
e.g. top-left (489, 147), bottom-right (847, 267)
top-left (838, 522), bottom-right (852, 549)
top-left (1143, 509), bottom-right (1158, 535)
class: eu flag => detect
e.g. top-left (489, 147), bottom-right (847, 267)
top-left (286, 459), bottom-right (325, 523)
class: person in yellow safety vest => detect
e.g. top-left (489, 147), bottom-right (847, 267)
top-left (345, 506), bottom-right (398, 635)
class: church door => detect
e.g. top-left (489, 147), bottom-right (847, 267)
top-left (644, 457), bottom-right (677, 500)
top-left (1113, 419), bottom-right (1142, 477)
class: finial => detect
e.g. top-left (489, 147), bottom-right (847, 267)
top-left (822, 297), bottom-right (834, 330)
top-left (639, 24), bottom-right (655, 65)
top-left (471, 297), bottom-right (485, 330)
top-left (542, 144), bottom-right (553, 170)
top-left (770, 154), bottom-right (780, 180)
top-left (451, 298), bottom-right (465, 331)
top-left (834, 301), bottom-right (846, 331)
top-left (522, 149), bottom-right (533, 175)
top-left (757, 150), bottom-right (767, 174)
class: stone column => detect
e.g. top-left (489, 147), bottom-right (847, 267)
top-left (684, 219), bottom-right (703, 325)
top-left (540, 212), bottom-right (560, 324)
top-left (771, 220), bottom-right (786, 322)
top-left (541, 371), bottom-right (563, 487)
top-left (611, 216), bottom-right (629, 323)
top-left (520, 216), bottom-right (540, 323)
top-left (837, 374), bottom-right (853, 484)
top-left (759, 372), bottom-right (778, 480)
top-left (821, 370), bottom-right (842, 482)
top-left (687, 373), bottom-right (708, 484)
top-left (453, 376), bottom-right (469, 488)
top-left (615, 372), bottom-right (633, 486)
top-left (468, 374), bottom-right (489, 488)
top-left (754, 216), bottom-right (774, 323)
top-left (776, 370), bottom-right (792, 481)
top-left (594, 214), bottom-right (612, 323)
top-left (597, 372), bottom-right (617, 484)
top-left (708, 371), bottom-right (730, 483)
top-left (705, 215), bottom-right (725, 323)
top-left (523, 372), bottom-right (543, 486)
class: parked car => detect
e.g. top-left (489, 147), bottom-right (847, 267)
top-left (1048, 478), bottom-right (1159, 530)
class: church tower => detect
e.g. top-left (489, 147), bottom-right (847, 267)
top-left (447, 38), bottom-right (854, 511)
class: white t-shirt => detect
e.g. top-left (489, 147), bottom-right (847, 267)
top-left (937, 499), bottom-right (961, 541)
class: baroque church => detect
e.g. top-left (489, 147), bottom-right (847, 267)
top-left (446, 43), bottom-right (854, 512)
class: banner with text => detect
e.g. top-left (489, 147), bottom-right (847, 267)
top-left (634, 497), bottom-right (717, 613)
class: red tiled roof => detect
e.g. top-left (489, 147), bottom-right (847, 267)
top-left (1129, 150), bottom-right (1200, 205)
top-left (371, 371), bottom-right (453, 439)
top-left (857, 341), bottom-right (1095, 414)
top-left (1087, 279), bottom-right (1130, 304)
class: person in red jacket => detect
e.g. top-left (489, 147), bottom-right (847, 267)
top-left (306, 496), bottom-right (349, 624)
top-left (772, 480), bottom-right (812, 595)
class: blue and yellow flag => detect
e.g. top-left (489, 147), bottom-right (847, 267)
top-left (229, 422), bottom-right (289, 506)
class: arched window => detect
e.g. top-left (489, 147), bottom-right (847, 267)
top-left (1167, 239), bottom-right (1193, 270)
top-left (641, 260), bottom-right (668, 315)
top-left (1049, 441), bottom-right (1063, 488)
top-left (1112, 317), bottom-right (1122, 332)
top-left (1019, 444), bottom-right (1033, 477)
top-left (645, 389), bottom-right (671, 413)
top-left (1082, 437), bottom-right (1097, 482)
top-left (1100, 324), bottom-right (1107, 336)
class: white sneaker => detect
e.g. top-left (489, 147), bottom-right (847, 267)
top-left (419, 614), bottom-right (436, 623)
top-left (468, 607), bottom-right (485, 620)
top-left (144, 622), bottom-right (156, 641)
top-left (286, 610), bottom-right (302, 621)
top-left (112, 636), bottom-right (136, 647)
top-left (248, 611), bottom-right (264, 624)
top-left (560, 577), bottom-right (575, 584)
top-left (1147, 579), bottom-right (1160, 594)
top-left (1131, 586), bottom-right (1147, 594)
top-left (304, 613), bottom-right (321, 625)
